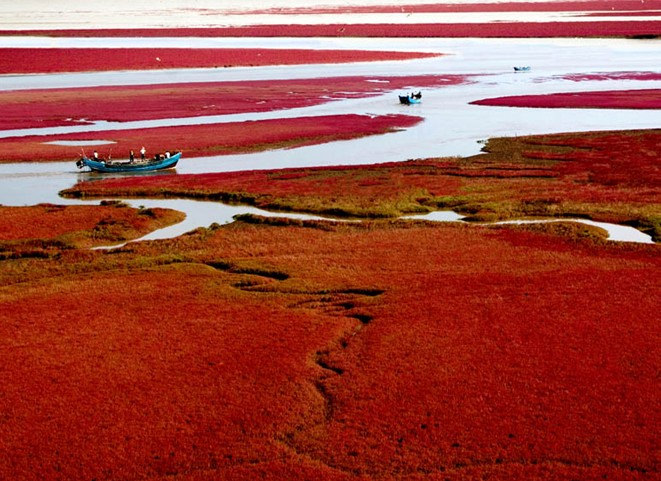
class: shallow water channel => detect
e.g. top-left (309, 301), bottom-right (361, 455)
top-left (0, 37), bottom-right (658, 245)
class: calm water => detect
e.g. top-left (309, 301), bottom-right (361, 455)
top-left (0, 37), bottom-right (658, 244)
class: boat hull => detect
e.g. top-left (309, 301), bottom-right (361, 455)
top-left (399, 95), bottom-right (421, 105)
top-left (80, 152), bottom-right (181, 173)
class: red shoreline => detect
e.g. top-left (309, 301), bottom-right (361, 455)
top-left (0, 75), bottom-right (466, 131)
top-left (0, 48), bottom-right (438, 75)
top-left (1, 21), bottom-right (659, 38)
top-left (0, 114), bottom-right (422, 163)
top-left (471, 89), bottom-right (661, 109)
top-left (236, 1), bottom-right (661, 14)
top-left (0, 204), bottom-right (182, 247)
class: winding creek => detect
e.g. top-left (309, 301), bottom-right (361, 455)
top-left (0, 37), bottom-right (658, 245)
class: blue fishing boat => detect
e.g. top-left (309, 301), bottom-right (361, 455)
top-left (513, 66), bottom-right (531, 72)
top-left (399, 91), bottom-right (422, 105)
top-left (76, 152), bottom-right (181, 173)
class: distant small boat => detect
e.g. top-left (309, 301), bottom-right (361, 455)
top-left (513, 66), bottom-right (531, 72)
top-left (76, 152), bottom-right (181, 173)
top-left (399, 91), bottom-right (422, 105)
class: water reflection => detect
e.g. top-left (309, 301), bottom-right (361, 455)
top-left (77, 168), bottom-right (178, 182)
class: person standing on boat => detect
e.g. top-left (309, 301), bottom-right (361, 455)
top-left (140, 146), bottom-right (146, 160)
top-left (93, 150), bottom-right (99, 160)
top-left (165, 151), bottom-right (170, 159)
top-left (129, 150), bottom-right (134, 162)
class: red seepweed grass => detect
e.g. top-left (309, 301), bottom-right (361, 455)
top-left (0, 74), bottom-right (467, 131)
top-left (63, 129), bottom-right (661, 239)
top-left (236, 1), bottom-right (661, 14)
top-left (0, 48), bottom-right (439, 75)
top-left (2, 21), bottom-right (658, 38)
top-left (0, 202), bottom-right (184, 251)
top-left (0, 113), bottom-right (422, 163)
top-left (0, 214), bottom-right (658, 480)
top-left (472, 89), bottom-right (661, 109)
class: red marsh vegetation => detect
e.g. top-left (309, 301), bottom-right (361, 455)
top-left (0, 113), bottom-right (421, 163)
top-left (0, 202), bottom-right (183, 252)
top-left (63, 129), bottom-right (661, 240)
top-left (0, 48), bottom-right (439, 75)
top-left (238, 1), bottom-right (661, 14)
top-left (0, 214), bottom-right (658, 480)
top-left (0, 75), bottom-right (467, 131)
top-left (3, 21), bottom-right (658, 37)
top-left (472, 89), bottom-right (661, 109)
